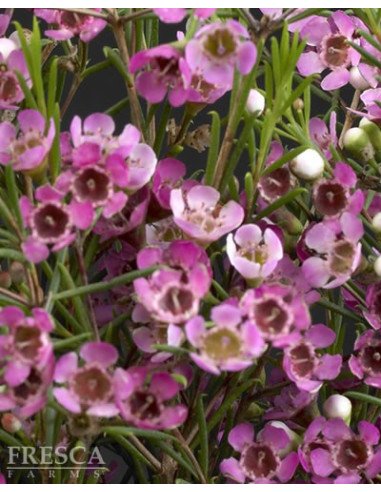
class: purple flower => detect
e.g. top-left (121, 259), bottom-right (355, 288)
top-left (301, 212), bottom-right (363, 289)
top-left (152, 157), bottom-right (186, 210)
top-left (297, 11), bottom-right (364, 90)
top-left (35, 9), bottom-right (106, 42)
top-left (241, 283), bottom-right (311, 347)
top-left (185, 20), bottom-right (257, 87)
top-left (0, 109), bottom-right (55, 172)
top-left (309, 113), bottom-right (337, 159)
top-left (114, 367), bottom-right (188, 429)
top-left (0, 307), bottom-right (54, 418)
top-left (53, 341), bottom-right (119, 417)
top-left (170, 185), bottom-right (244, 245)
top-left (349, 330), bottom-right (381, 388)
top-left (220, 422), bottom-right (299, 483)
top-left (185, 303), bottom-right (265, 375)
top-left (227, 224), bottom-right (283, 280)
top-left (283, 324), bottom-right (342, 392)
top-left (133, 240), bottom-right (211, 324)
top-left (312, 162), bottom-right (364, 217)
top-left (0, 38), bottom-right (29, 109)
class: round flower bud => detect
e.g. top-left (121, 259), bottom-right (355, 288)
top-left (246, 89), bottom-right (265, 116)
top-left (323, 394), bottom-right (352, 424)
top-left (343, 127), bottom-right (375, 162)
top-left (1, 413), bottom-right (22, 433)
top-left (349, 66), bottom-right (370, 91)
top-left (9, 261), bottom-right (26, 284)
top-left (289, 149), bottom-right (325, 181)
top-left (360, 118), bottom-right (381, 159)
top-left (293, 98), bottom-right (304, 111)
top-left (0, 271), bottom-right (11, 288)
top-left (374, 256), bottom-right (381, 277)
top-left (372, 212), bottom-right (381, 232)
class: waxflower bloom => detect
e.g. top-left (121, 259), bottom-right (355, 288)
top-left (226, 224), bottom-right (283, 280)
top-left (53, 341), bottom-right (119, 417)
top-left (220, 422), bottom-right (299, 483)
top-left (364, 282), bottom-right (381, 330)
top-left (297, 11), bottom-right (364, 90)
top-left (185, 303), bottom-right (265, 375)
top-left (349, 330), bottom-right (381, 388)
top-left (0, 109), bottom-right (55, 172)
top-left (309, 113), bottom-right (337, 159)
top-left (114, 367), bottom-right (188, 429)
top-left (152, 157), bottom-right (186, 210)
top-left (170, 185), bottom-right (244, 245)
top-left (185, 20), bottom-right (257, 87)
top-left (312, 162), bottom-right (364, 217)
top-left (301, 212), bottom-right (363, 289)
top-left (300, 417), bottom-right (381, 483)
top-left (153, 8), bottom-right (215, 23)
top-left (0, 37), bottom-right (29, 109)
top-left (35, 9), bottom-right (106, 42)
top-left (133, 240), bottom-right (211, 324)
top-left (283, 324), bottom-right (342, 392)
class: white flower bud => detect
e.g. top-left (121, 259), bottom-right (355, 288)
top-left (374, 256), bottom-right (381, 277)
top-left (289, 149), bottom-right (325, 181)
top-left (343, 127), bottom-right (375, 162)
top-left (323, 394), bottom-right (352, 424)
top-left (360, 118), bottom-right (381, 158)
top-left (246, 89), bottom-right (265, 116)
top-left (349, 66), bottom-right (370, 91)
top-left (372, 212), bottom-right (381, 232)
top-left (259, 421), bottom-right (301, 457)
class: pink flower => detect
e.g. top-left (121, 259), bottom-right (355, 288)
top-left (170, 185), bottom-right (244, 245)
top-left (185, 303), bottom-right (265, 374)
top-left (35, 9), bottom-right (106, 42)
top-left (313, 162), bottom-right (364, 217)
top-left (53, 341), bottom-right (119, 417)
top-left (221, 422), bottom-right (299, 483)
top-left (133, 240), bottom-right (211, 324)
top-left (185, 20), bottom-right (257, 87)
top-left (265, 381), bottom-right (316, 424)
top-left (153, 8), bottom-right (216, 23)
top-left (283, 324), bottom-right (342, 392)
top-left (301, 213), bottom-right (363, 289)
top-left (0, 109), bottom-right (55, 172)
top-left (114, 367), bottom-right (188, 429)
top-left (227, 224), bottom-right (283, 280)
top-left (20, 185), bottom-right (93, 263)
top-left (0, 11), bottom-right (11, 37)
top-left (297, 11), bottom-right (365, 90)
top-left (360, 89), bottom-right (381, 120)
top-left (309, 113), bottom-right (337, 159)
top-left (0, 37), bottom-right (29, 109)
top-left (349, 330), bottom-right (381, 388)
top-left (152, 157), bottom-right (186, 210)
top-left (364, 283), bottom-right (381, 330)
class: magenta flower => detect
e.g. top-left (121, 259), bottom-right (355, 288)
top-left (360, 89), bottom-right (381, 120)
top-left (312, 162), bottom-right (364, 218)
top-left (152, 157), bottom-right (186, 210)
top-left (283, 324), bottom-right (342, 392)
top-left (53, 341), bottom-right (119, 417)
top-left (265, 382), bottom-right (316, 425)
top-left (0, 37), bottom-right (29, 109)
top-left (0, 109), bottom-right (55, 172)
top-left (170, 185), bottom-right (244, 245)
top-left (114, 367), bottom-right (188, 429)
top-left (241, 283), bottom-right (311, 347)
top-left (364, 283), bottom-right (381, 330)
top-left (0, 306), bottom-right (54, 418)
top-left (301, 212), bottom-right (363, 288)
top-left (0, 12), bottom-right (10, 37)
top-left (185, 20), bottom-right (257, 87)
top-left (153, 8), bottom-right (215, 23)
top-left (309, 113), bottom-right (337, 159)
top-left (133, 240), bottom-right (211, 324)
top-left (227, 224), bottom-right (283, 280)
top-left (300, 417), bottom-right (381, 483)
top-left (349, 330), bottom-right (381, 388)
top-left (35, 9), bottom-right (106, 42)
top-left (20, 185), bottom-right (93, 263)
top-left (297, 11), bottom-right (364, 90)
top-left (185, 303), bottom-right (265, 375)
top-left (221, 422), bottom-right (299, 483)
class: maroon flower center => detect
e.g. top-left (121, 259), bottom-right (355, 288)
top-left (14, 325), bottom-right (42, 361)
top-left (154, 57), bottom-right (180, 80)
top-left (288, 342), bottom-right (316, 378)
top-left (259, 168), bottom-right (292, 200)
top-left (240, 443), bottom-right (279, 480)
top-left (204, 28), bottom-right (236, 59)
top-left (334, 439), bottom-right (370, 471)
top-left (322, 34), bottom-right (350, 68)
top-left (72, 366), bottom-right (112, 403)
top-left (360, 343), bottom-right (381, 375)
top-left (314, 182), bottom-right (347, 216)
top-left (60, 11), bottom-right (87, 31)
top-left (13, 368), bottom-right (42, 403)
top-left (329, 240), bottom-right (356, 275)
top-left (203, 328), bottom-right (241, 361)
top-left (73, 167), bottom-right (111, 205)
top-left (253, 298), bottom-right (290, 338)
top-left (33, 203), bottom-right (70, 241)
top-left (0, 72), bottom-right (18, 102)
top-left (159, 286), bottom-right (194, 316)
top-left (128, 390), bottom-right (162, 420)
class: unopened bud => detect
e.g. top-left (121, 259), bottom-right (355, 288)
top-left (349, 66), bottom-right (370, 91)
top-left (0, 271), bottom-right (11, 288)
top-left (323, 394), bottom-right (352, 424)
top-left (374, 256), bottom-right (381, 277)
top-left (260, 421), bottom-right (301, 457)
top-left (289, 149), bottom-right (325, 181)
top-left (246, 89), bottom-right (265, 116)
top-left (1, 413), bottom-right (22, 433)
top-left (293, 98), bottom-right (304, 111)
top-left (360, 118), bottom-right (381, 159)
top-left (372, 212), bottom-right (381, 232)
top-left (343, 127), bottom-right (375, 162)
top-left (9, 261), bottom-right (26, 284)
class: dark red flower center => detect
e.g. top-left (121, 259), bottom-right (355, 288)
top-left (159, 286), bottom-right (194, 316)
top-left (72, 366), bottom-right (112, 403)
top-left (288, 342), bottom-right (316, 378)
top-left (253, 298), bottom-right (290, 338)
top-left (0, 72), bottom-right (18, 102)
top-left (73, 167), bottom-right (111, 204)
top-left (334, 439), bottom-right (370, 471)
top-left (240, 443), bottom-right (279, 480)
top-left (259, 168), bottom-right (292, 200)
top-left (33, 203), bottom-right (70, 241)
top-left (14, 325), bottom-right (42, 361)
top-left (13, 368), bottom-right (42, 403)
top-left (360, 342), bottom-right (381, 375)
top-left (329, 240), bottom-right (356, 275)
top-left (322, 34), bottom-right (350, 68)
top-left (128, 390), bottom-right (162, 420)
top-left (314, 182), bottom-right (347, 216)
